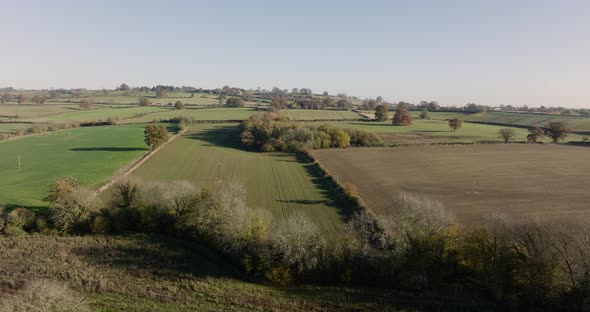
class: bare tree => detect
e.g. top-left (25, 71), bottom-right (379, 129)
top-left (498, 128), bottom-right (516, 143)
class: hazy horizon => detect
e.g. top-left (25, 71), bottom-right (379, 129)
top-left (1, 0), bottom-right (589, 108)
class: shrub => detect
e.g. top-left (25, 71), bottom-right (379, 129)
top-left (31, 123), bottom-right (49, 133)
top-left (264, 213), bottom-right (325, 275)
top-left (46, 177), bottom-right (80, 204)
top-left (144, 125), bottom-right (170, 150)
top-left (50, 187), bottom-right (98, 233)
top-left (6, 208), bottom-right (36, 231)
top-left (392, 106), bottom-right (413, 126)
top-left (448, 117), bottom-right (463, 131)
top-left (264, 265), bottom-right (294, 286)
top-left (90, 211), bottom-right (113, 234)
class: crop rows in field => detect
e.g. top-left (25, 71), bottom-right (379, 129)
top-left (127, 123), bottom-right (351, 236)
top-left (312, 144), bottom-right (590, 225)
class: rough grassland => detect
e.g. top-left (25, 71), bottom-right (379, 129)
top-left (126, 123), bottom-right (350, 236)
top-left (0, 234), bottom-right (444, 311)
top-left (279, 109), bottom-right (364, 120)
top-left (0, 125), bottom-right (148, 208)
top-left (121, 107), bottom-right (260, 123)
top-left (312, 144), bottom-right (590, 225)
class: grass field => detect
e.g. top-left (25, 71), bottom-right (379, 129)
top-left (0, 125), bottom-right (148, 208)
top-left (23, 106), bottom-right (168, 122)
top-left (312, 144), bottom-right (590, 225)
top-left (0, 234), bottom-right (450, 311)
top-left (0, 123), bottom-right (30, 134)
top-left (0, 103), bottom-right (80, 120)
top-left (79, 93), bottom-right (221, 106)
top-left (279, 109), bottom-right (364, 120)
top-left (125, 123), bottom-right (350, 236)
top-left (121, 107), bottom-right (260, 123)
top-left (305, 119), bottom-right (551, 144)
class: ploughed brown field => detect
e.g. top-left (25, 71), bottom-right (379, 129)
top-left (312, 144), bottom-right (590, 225)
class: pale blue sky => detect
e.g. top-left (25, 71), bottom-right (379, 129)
top-left (1, 0), bottom-right (589, 107)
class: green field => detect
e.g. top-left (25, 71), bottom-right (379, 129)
top-left (0, 125), bottom-right (148, 208)
top-left (279, 109), bottom-right (364, 120)
top-left (0, 104), bottom-right (80, 120)
top-left (126, 123), bottom-right (350, 236)
top-left (459, 111), bottom-right (590, 132)
top-left (79, 92), bottom-right (221, 106)
top-left (121, 107), bottom-right (260, 123)
top-left (24, 106), bottom-right (168, 122)
top-left (0, 123), bottom-right (30, 134)
top-left (305, 119), bottom-right (585, 144)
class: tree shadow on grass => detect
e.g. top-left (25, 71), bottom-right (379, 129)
top-left (187, 125), bottom-right (353, 225)
top-left (186, 125), bottom-right (247, 151)
top-left (69, 147), bottom-right (148, 152)
top-left (278, 199), bottom-right (327, 205)
top-left (74, 234), bottom-right (237, 280)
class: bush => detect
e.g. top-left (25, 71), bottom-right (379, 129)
top-left (50, 188), bottom-right (98, 233)
top-left (240, 113), bottom-right (378, 152)
top-left (6, 208), bottom-right (36, 231)
top-left (30, 123), bottom-right (49, 133)
top-left (46, 177), bottom-right (80, 204)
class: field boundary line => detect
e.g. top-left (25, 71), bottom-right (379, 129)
top-left (93, 127), bottom-right (187, 196)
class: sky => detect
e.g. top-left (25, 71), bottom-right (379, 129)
top-left (1, 0), bottom-right (589, 108)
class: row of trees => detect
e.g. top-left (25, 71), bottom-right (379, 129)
top-left (498, 122), bottom-right (571, 143)
top-left (240, 113), bottom-right (383, 152)
top-left (3, 180), bottom-right (590, 309)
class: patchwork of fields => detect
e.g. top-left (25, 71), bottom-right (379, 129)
top-left (0, 125), bottom-right (148, 208)
top-left (125, 123), bottom-right (351, 236)
top-left (121, 107), bottom-right (259, 123)
top-left (279, 109), bottom-right (364, 120)
top-left (305, 119), bottom-right (558, 144)
top-left (312, 144), bottom-right (590, 225)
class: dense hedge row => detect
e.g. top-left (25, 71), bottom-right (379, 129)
top-left (240, 112), bottom-right (383, 152)
top-left (2, 175), bottom-right (590, 310)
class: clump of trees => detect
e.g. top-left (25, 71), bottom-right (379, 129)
top-left (448, 117), bottom-right (463, 131)
top-left (31, 95), bottom-right (48, 105)
top-left (174, 101), bottom-right (184, 110)
top-left (545, 121), bottom-right (570, 143)
top-left (240, 113), bottom-right (383, 152)
top-left (138, 97), bottom-right (151, 106)
top-left (498, 128), bottom-right (516, 143)
top-left (16, 94), bottom-right (27, 104)
top-left (527, 126), bottom-right (544, 143)
top-left (374, 104), bottom-right (389, 121)
top-left (156, 89), bottom-right (168, 98)
top-left (419, 110), bottom-right (429, 119)
top-left (392, 104), bottom-right (413, 126)
top-left (80, 99), bottom-right (93, 110)
top-left (144, 125), bottom-right (170, 150)
top-left (226, 97), bottom-right (246, 108)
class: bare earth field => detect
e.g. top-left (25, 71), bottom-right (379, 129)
top-left (312, 144), bottom-right (590, 225)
